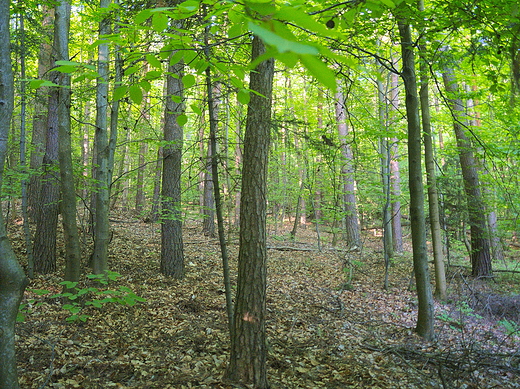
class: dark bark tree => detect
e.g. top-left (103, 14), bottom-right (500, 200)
top-left (224, 35), bottom-right (274, 389)
top-left (0, 0), bottom-right (29, 384)
top-left (33, 39), bottom-right (61, 274)
top-left (28, 5), bottom-right (54, 219)
top-left (442, 67), bottom-right (492, 278)
top-left (396, 12), bottom-right (435, 340)
top-left (54, 0), bottom-right (81, 283)
top-left (161, 51), bottom-right (185, 278)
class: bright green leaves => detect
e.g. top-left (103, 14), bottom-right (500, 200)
top-left (248, 22), bottom-right (319, 55)
top-left (300, 54), bottom-right (337, 91)
top-left (152, 11), bottom-right (169, 33)
top-left (182, 74), bottom-right (196, 89)
top-left (129, 84), bottom-right (143, 105)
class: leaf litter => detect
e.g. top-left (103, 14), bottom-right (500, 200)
top-left (11, 218), bottom-right (520, 388)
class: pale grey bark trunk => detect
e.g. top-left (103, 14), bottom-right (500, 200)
top-left (0, 0), bottom-right (29, 385)
top-left (397, 16), bottom-right (435, 340)
top-left (335, 80), bottom-right (361, 248)
top-left (91, 0), bottom-right (111, 274)
top-left (161, 51), bottom-right (185, 278)
top-left (389, 71), bottom-right (403, 253)
top-left (224, 35), bottom-right (274, 388)
top-left (377, 72), bottom-right (394, 269)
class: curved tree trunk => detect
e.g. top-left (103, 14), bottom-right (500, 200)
top-left (0, 0), bottom-right (29, 385)
top-left (224, 35), bottom-right (274, 389)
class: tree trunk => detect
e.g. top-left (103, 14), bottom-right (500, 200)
top-left (418, 0), bottom-right (446, 299)
top-left (91, 0), bottom-right (111, 274)
top-left (335, 80), bottom-right (361, 248)
top-left (0, 0), bottom-right (29, 384)
top-left (161, 51), bottom-right (185, 278)
top-left (389, 70), bottom-right (403, 253)
top-left (33, 68), bottom-right (60, 274)
top-left (55, 0), bottom-right (81, 283)
top-left (397, 15), bottom-right (435, 340)
top-left (28, 5), bottom-right (54, 219)
top-left (224, 35), bottom-right (274, 389)
top-left (441, 67), bottom-right (492, 278)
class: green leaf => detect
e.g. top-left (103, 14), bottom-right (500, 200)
top-left (190, 103), bottom-right (202, 115)
top-left (139, 80), bottom-right (152, 92)
top-left (113, 86), bottom-right (127, 101)
top-left (146, 54), bottom-right (163, 69)
top-left (182, 74), bottom-right (196, 88)
top-left (28, 79), bottom-right (60, 89)
top-left (129, 85), bottom-right (143, 105)
top-left (248, 22), bottom-right (318, 55)
top-left (152, 12), bottom-right (168, 33)
top-left (276, 52), bottom-right (299, 68)
top-left (276, 6), bottom-right (332, 36)
top-left (176, 114), bottom-right (188, 126)
top-left (237, 89), bottom-right (250, 105)
top-left (134, 9), bottom-right (152, 24)
top-left (228, 21), bottom-right (246, 39)
top-left (124, 66), bottom-right (139, 77)
top-left (299, 54), bottom-right (336, 90)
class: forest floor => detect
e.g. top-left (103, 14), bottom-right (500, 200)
top-left (11, 214), bottom-right (520, 388)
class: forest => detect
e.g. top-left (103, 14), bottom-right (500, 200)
top-left (0, 0), bottom-right (520, 387)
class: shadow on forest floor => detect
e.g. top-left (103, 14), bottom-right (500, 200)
top-left (12, 215), bottom-right (520, 388)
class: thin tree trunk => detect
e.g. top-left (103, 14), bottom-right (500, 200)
top-left (397, 15), bottom-right (435, 340)
top-left (441, 67), bottom-right (492, 278)
top-left (418, 1), bottom-right (446, 299)
top-left (55, 0), bottom-right (81, 283)
top-left (389, 70), bottom-right (403, 253)
top-left (161, 50), bottom-right (185, 278)
top-left (224, 35), bottom-right (274, 389)
top-left (335, 80), bottom-right (361, 248)
top-left (91, 0), bottom-right (111, 274)
top-left (0, 0), bottom-right (29, 384)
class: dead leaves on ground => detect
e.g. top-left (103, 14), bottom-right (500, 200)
top-left (12, 221), bottom-right (520, 388)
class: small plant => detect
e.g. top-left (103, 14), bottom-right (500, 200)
top-left (18, 271), bottom-right (145, 323)
top-left (498, 319), bottom-right (520, 339)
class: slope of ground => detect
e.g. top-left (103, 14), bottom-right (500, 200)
top-left (12, 218), bottom-right (520, 388)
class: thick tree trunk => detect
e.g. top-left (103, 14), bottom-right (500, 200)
top-left (335, 80), bottom-right (361, 248)
top-left (397, 17), bottom-right (435, 340)
top-left (442, 67), bottom-right (492, 278)
top-left (91, 0), bottom-right (111, 274)
top-left (0, 0), bottom-right (29, 385)
top-left (33, 77), bottom-right (60, 274)
top-left (224, 35), bottom-right (274, 389)
top-left (161, 52), bottom-right (185, 278)
top-left (55, 0), bottom-right (81, 283)
top-left (29, 6), bottom-right (54, 219)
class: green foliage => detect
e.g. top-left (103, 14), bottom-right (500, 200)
top-left (18, 272), bottom-right (145, 323)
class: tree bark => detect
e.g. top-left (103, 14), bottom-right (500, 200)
top-left (397, 15), bottom-right (435, 340)
top-left (161, 51), bottom-right (185, 278)
top-left (418, 0), bottom-right (446, 299)
top-left (224, 35), bottom-right (274, 388)
top-left (441, 67), bottom-right (492, 278)
top-left (335, 80), bottom-right (361, 248)
top-left (0, 0), bottom-right (29, 384)
top-left (91, 0), bottom-right (111, 274)
top-left (55, 0), bottom-right (81, 284)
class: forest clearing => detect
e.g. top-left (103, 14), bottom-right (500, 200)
top-left (12, 217), bottom-right (520, 389)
